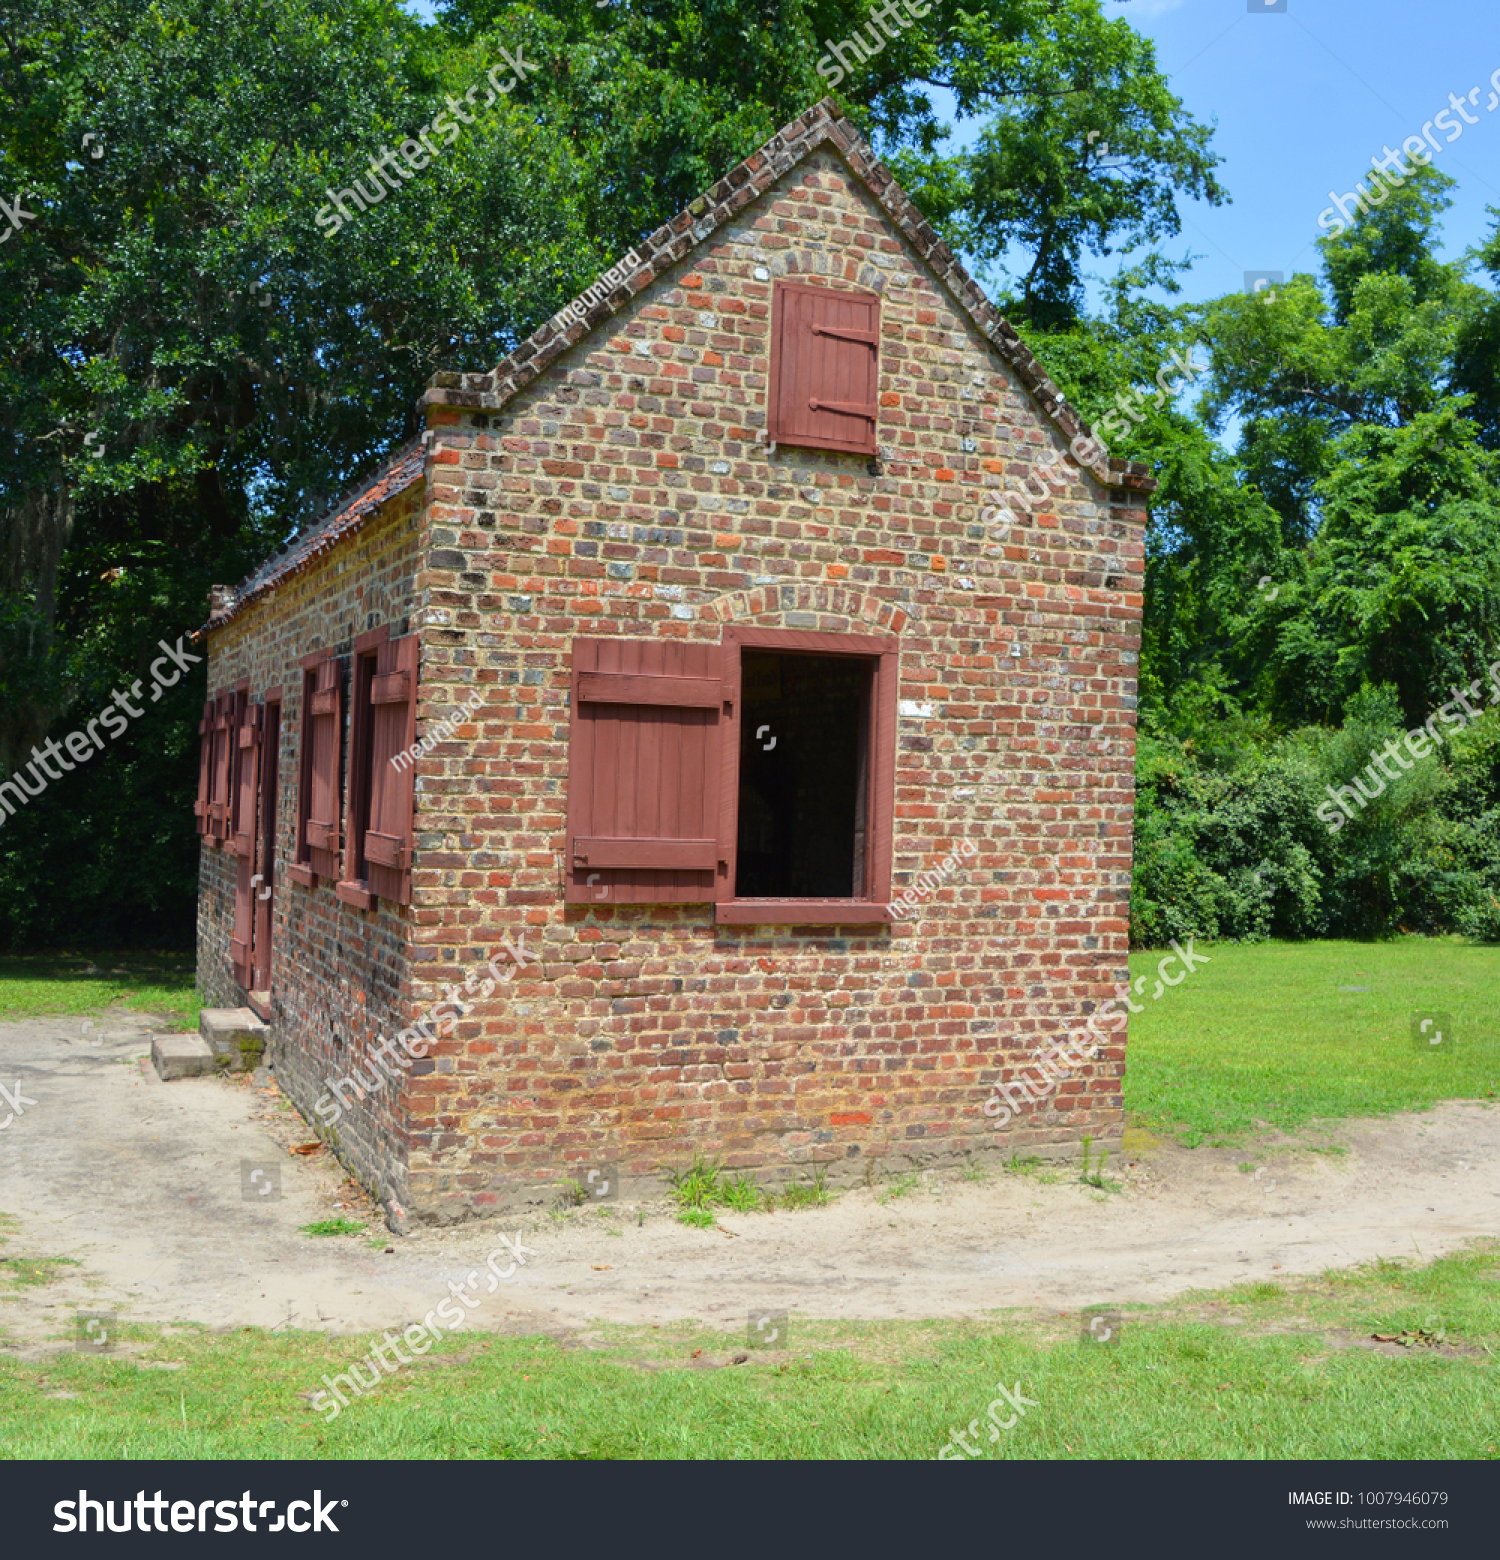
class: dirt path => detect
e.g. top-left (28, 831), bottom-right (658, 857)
top-left (1, 1014), bottom-right (1496, 1355)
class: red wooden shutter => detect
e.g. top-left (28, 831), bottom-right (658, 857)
top-left (767, 280), bottom-right (880, 456)
top-left (230, 849), bottom-right (254, 987)
top-left (306, 656), bottom-right (343, 878)
top-left (565, 638), bottom-right (725, 904)
top-left (364, 633), bottom-right (417, 905)
top-left (193, 700), bottom-right (213, 834)
top-left (228, 693), bottom-right (256, 984)
top-left (209, 691), bottom-right (233, 844)
top-left (231, 703), bottom-right (260, 857)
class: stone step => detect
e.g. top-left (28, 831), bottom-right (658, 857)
top-left (198, 1007), bottom-right (270, 1073)
top-left (152, 1033), bottom-right (215, 1081)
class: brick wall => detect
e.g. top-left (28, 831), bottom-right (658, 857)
top-left (401, 137), bottom-right (1146, 1220)
top-left (199, 488), bottom-right (425, 1210)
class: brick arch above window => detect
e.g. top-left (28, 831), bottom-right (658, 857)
top-left (767, 251), bottom-right (891, 297)
top-left (700, 584), bottom-right (908, 638)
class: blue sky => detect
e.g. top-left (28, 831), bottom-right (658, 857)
top-left (1080, 0), bottom-right (1500, 309)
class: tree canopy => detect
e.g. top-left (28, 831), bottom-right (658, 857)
top-left (1, 0), bottom-right (1497, 947)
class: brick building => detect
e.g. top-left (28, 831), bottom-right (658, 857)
top-left (195, 99), bottom-right (1153, 1229)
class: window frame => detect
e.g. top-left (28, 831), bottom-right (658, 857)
top-left (290, 647), bottom-right (341, 888)
top-left (715, 626), bottom-right (897, 924)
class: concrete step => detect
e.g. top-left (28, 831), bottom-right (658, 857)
top-left (152, 1033), bottom-right (215, 1081)
top-left (198, 1007), bottom-right (270, 1073)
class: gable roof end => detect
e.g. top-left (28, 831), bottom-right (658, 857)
top-left (422, 97), bottom-right (1155, 497)
top-left (206, 97), bottom-right (1153, 638)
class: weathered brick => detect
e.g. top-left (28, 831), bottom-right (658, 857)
top-left (198, 103), bottom-right (1147, 1226)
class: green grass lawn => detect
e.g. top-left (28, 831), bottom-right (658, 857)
top-left (0, 952), bottom-right (199, 1029)
top-left (1124, 938), bottom-right (1500, 1147)
top-left (1, 937), bottom-right (1497, 1459)
top-left (2, 1243), bottom-right (1495, 1459)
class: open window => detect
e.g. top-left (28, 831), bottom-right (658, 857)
top-left (717, 627), bottom-right (895, 923)
top-left (563, 629), bottom-right (896, 923)
top-left (767, 280), bottom-right (880, 456)
top-left (291, 648), bottom-right (342, 887)
top-left (338, 625), bottom-right (417, 909)
top-left (252, 689), bottom-right (281, 997)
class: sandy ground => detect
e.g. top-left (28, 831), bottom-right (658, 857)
top-left (1, 1012), bottom-right (1497, 1357)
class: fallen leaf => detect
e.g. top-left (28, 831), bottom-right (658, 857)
top-left (592, 1263), bottom-right (611, 1270)
top-left (691, 1349), bottom-right (703, 1359)
top-left (290, 1143), bottom-right (322, 1155)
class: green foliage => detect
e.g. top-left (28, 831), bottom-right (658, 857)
top-left (774, 1164), bottom-right (829, 1209)
top-left (1022, 159), bottom-right (1500, 947)
top-left (0, 0), bottom-right (1229, 948)
top-left (298, 1219), bottom-right (367, 1237)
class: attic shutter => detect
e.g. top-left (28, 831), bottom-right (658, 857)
top-left (364, 633), bottom-right (417, 905)
top-left (193, 701), bottom-right (214, 834)
top-left (768, 280), bottom-right (880, 456)
top-left (566, 638), bottom-right (726, 904)
top-left (305, 656), bottom-right (343, 878)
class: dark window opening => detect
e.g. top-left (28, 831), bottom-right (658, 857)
top-left (345, 649), bottom-right (377, 888)
top-left (735, 651), bottom-right (871, 899)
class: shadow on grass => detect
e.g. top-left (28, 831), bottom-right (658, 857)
top-left (0, 950), bottom-right (198, 1026)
